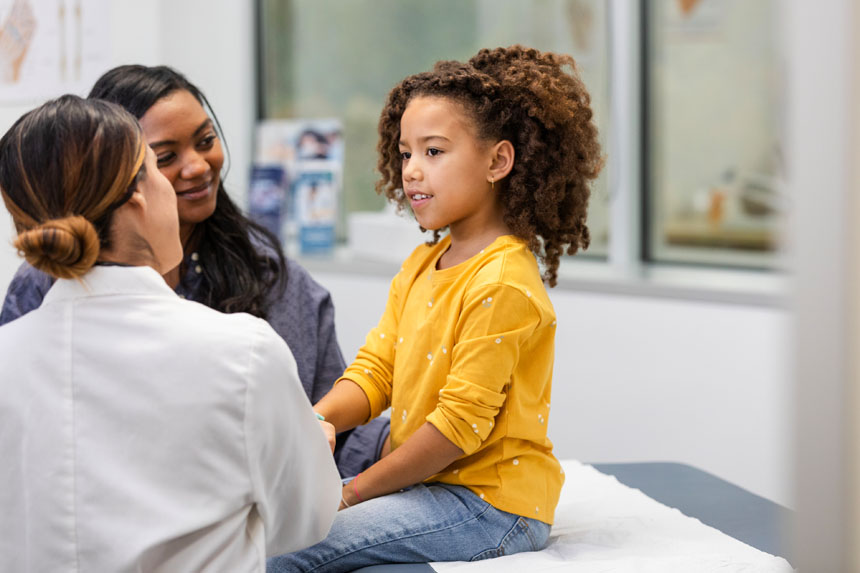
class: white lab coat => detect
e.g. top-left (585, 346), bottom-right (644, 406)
top-left (0, 265), bottom-right (341, 572)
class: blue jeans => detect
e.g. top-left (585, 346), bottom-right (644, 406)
top-left (267, 482), bottom-right (551, 572)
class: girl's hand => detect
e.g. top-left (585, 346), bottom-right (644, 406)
top-left (339, 482), bottom-right (355, 511)
top-left (339, 474), bottom-right (363, 510)
top-left (318, 420), bottom-right (336, 453)
top-left (337, 424), bottom-right (463, 510)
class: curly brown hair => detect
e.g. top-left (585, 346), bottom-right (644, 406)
top-left (376, 45), bottom-right (603, 286)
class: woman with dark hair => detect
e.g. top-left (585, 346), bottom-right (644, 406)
top-left (0, 95), bottom-right (340, 572)
top-left (0, 65), bottom-right (389, 476)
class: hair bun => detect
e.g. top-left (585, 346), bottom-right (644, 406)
top-left (14, 215), bottom-right (100, 279)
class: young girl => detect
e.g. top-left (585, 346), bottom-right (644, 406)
top-left (268, 45), bottom-right (603, 572)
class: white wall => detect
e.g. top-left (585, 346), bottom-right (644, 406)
top-left (787, 0), bottom-right (858, 566)
top-left (155, 0), bottom-right (255, 210)
top-left (314, 269), bottom-right (792, 507)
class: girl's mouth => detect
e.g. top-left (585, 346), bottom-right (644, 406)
top-left (408, 191), bottom-right (433, 208)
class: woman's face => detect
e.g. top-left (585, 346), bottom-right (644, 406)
top-left (139, 89), bottom-right (224, 244)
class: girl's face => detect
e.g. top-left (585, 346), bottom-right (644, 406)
top-left (398, 96), bottom-right (501, 239)
top-left (135, 144), bottom-right (184, 273)
top-left (139, 89), bottom-right (223, 245)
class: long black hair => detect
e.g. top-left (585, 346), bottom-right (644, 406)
top-left (89, 65), bottom-right (287, 318)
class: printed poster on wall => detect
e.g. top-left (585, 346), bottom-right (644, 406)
top-left (0, 0), bottom-right (110, 103)
top-left (254, 118), bottom-right (344, 255)
top-left (294, 170), bottom-right (336, 255)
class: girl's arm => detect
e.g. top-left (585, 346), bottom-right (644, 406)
top-left (313, 379), bottom-right (371, 433)
top-left (340, 422), bottom-right (463, 507)
top-left (338, 284), bottom-right (543, 508)
top-left (318, 272), bottom-right (404, 429)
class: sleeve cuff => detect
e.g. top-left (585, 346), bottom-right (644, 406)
top-left (336, 373), bottom-right (388, 422)
top-left (425, 408), bottom-right (484, 456)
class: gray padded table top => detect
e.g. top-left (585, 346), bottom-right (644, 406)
top-left (349, 462), bottom-right (794, 573)
top-left (594, 462), bottom-right (793, 564)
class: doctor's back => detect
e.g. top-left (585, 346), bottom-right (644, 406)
top-left (0, 95), bottom-right (341, 572)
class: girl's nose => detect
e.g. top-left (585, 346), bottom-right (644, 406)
top-left (403, 160), bottom-right (422, 182)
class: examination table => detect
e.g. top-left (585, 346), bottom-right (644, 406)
top-left (350, 461), bottom-right (794, 572)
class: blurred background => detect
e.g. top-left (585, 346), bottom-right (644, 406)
top-left (0, 0), bottom-right (856, 567)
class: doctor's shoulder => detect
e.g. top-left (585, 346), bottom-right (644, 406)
top-left (168, 296), bottom-right (298, 373)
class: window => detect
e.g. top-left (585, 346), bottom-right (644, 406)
top-left (258, 0), bottom-right (611, 256)
top-left (643, 0), bottom-right (784, 268)
top-left (258, 0), bottom-right (786, 271)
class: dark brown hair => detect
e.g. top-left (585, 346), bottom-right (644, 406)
top-left (376, 45), bottom-right (603, 286)
top-left (0, 95), bottom-right (144, 279)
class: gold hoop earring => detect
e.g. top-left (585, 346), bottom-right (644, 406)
top-left (490, 177), bottom-right (494, 190)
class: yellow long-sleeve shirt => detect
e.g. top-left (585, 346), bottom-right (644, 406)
top-left (339, 234), bottom-right (563, 524)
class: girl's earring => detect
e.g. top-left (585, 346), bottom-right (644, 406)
top-left (490, 177), bottom-right (494, 190)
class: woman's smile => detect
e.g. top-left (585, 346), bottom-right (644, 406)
top-left (176, 179), bottom-right (214, 202)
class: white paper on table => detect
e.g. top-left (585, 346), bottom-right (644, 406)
top-left (431, 460), bottom-right (794, 573)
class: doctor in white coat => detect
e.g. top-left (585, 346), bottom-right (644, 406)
top-left (0, 95), bottom-right (341, 572)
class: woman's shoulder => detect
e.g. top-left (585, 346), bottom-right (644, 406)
top-left (259, 249), bottom-right (327, 298)
top-left (247, 226), bottom-right (280, 258)
top-left (253, 249), bottom-right (334, 323)
top-left (172, 293), bottom-right (267, 328)
top-left (167, 294), bottom-right (289, 355)
top-left (0, 262), bottom-right (56, 326)
top-left (9, 261), bottom-right (55, 288)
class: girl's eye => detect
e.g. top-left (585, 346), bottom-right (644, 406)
top-left (427, 148), bottom-right (442, 157)
top-left (156, 152), bottom-right (175, 166)
top-left (400, 151), bottom-right (411, 160)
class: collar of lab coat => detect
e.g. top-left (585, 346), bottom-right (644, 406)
top-left (42, 265), bottom-right (175, 304)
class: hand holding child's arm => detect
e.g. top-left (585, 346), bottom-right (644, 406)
top-left (340, 421), bottom-right (462, 508)
top-left (318, 419), bottom-right (336, 453)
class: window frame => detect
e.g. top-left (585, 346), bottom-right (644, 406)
top-left (638, 0), bottom-right (783, 271)
top-left (253, 0), bottom-right (786, 305)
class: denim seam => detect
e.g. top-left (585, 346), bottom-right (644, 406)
top-left (504, 518), bottom-right (527, 553)
top-left (470, 515), bottom-right (527, 561)
top-left (520, 518), bottom-right (539, 551)
top-left (304, 502), bottom-right (494, 572)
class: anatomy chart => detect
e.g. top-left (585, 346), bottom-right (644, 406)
top-left (0, 0), bottom-right (109, 103)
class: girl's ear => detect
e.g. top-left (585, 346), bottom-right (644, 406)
top-left (488, 140), bottom-right (515, 185)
